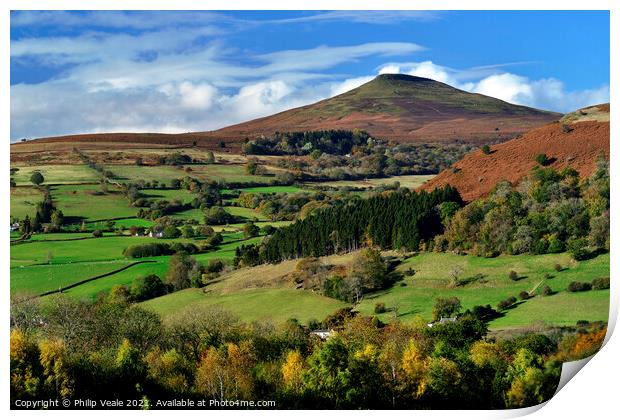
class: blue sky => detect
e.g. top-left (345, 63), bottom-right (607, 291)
top-left (10, 10), bottom-right (610, 140)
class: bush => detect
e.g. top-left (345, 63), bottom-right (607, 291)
top-left (131, 274), bottom-right (168, 301)
top-left (535, 153), bottom-right (550, 166)
top-left (591, 277), bottom-right (610, 290)
top-left (518, 291), bottom-right (530, 300)
top-left (374, 302), bottom-right (387, 314)
top-left (568, 238), bottom-right (591, 261)
top-left (567, 281), bottom-right (592, 293)
top-left (432, 297), bottom-right (461, 320)
top-left (92, 229), bottom-right (103, 238)
top-left (481, 145), bottom-right (491, 155)
top-left (467, 305), bottom-right (500, 321)
top-left (206, 259), bottom-right (225, 274)
top-left (540, 285), bottom-right (553, 296)
top-left (497, 296), bottom-right (517, 311)
top-left (554, 263), bottom-right (563, 272)
top-left (30, 171), bottom-right (44, 185)
top-left (508, 270), bottom-right (519, 281)
top-left (544, 273), bottom-right (553, 280)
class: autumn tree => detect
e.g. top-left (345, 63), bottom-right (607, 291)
top-left (165, 253), bottom-right (201, 290)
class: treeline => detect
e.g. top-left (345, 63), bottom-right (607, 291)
top-left (236, 189), bottom-right (358, 222)
top-left (434, 158), bottom-right (610, 258)
top-left (10, 296), bottom-right (606, 409)
top-left (242, 129), bottom-right (373, 156)
top-left (235, 186), bottom-right (462, 265)
top-left (273, 142), bottom-right (475, 180)
top-left (122, 242), bottom-right (200, 258)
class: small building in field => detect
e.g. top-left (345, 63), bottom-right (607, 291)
top-left (310, 329), bottom-right (334, 340)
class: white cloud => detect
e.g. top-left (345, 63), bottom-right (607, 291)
top-left (470, 73), bottom-right (609, 111)
top-left (407, 61), bottom-right (455, 84)
top-left (472, 73), bottom-right (534, 104)
top-left (262, 11), bottom-right (441, 25)
top-left (378, 60), bottom-right (609, 112)
top-left (378, 64), bottom-right (401, 74)
top-left (178, 82), bottom-right (218, 110)
top-left (330, 76), bottom-right (374, 96)
top-left (258, 42), bottom-right (423, 73)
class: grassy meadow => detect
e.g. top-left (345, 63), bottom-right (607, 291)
top-left (136, 250), bottom-right (609, 329)
top-left (12, 164), bottom-right (100, 185)
top-left (10, 187), bottom-right (43, 220)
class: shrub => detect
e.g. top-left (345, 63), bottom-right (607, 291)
top-left (535, 153), bottom-right (550, 166)
top-left (374, 302), bottom-right (387, 314)
top-left (30, 171), bottom-right (44, 185)
top-left (567, 281), bottom-right (592, 293)
top-left (554, 263), bottom-right (563, 272)
top-left (568, 238), bottom-right (591, 261)
top-left (591, 277), bottom-right (610, 290)
top-left (432, 297), bottom-right (461, 320)
top-left (518, 291), bottom-right (530, 300)
top-left (561, 124), bottom-right (574, 133)
top-left (508, 270), bottom-right (519, 281)
top-left (206, 259), bottom-right (225, 274)
top-left (497, 296), bottom-right (517, 311)
top-left (541, 285), bottom-right (553, 296)
top-left (481, 145), bottom-right (491, 155)
top-left (131, 274), bottom-right (168, 302)
top-left (92, 229), bottom-right (103, 238)
top-left (467, 305), bottom-right (500, 321)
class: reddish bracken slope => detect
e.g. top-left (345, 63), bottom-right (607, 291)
top-left (420, 104), bottom-right (610, 202)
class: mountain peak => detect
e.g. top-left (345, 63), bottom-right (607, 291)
top-left (373, 73), bottom-right (436, 84)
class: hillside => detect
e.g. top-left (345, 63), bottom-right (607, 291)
top-left (13, 74), bottom-right (560, 152)
top-left (204, 74), bottom-right (560, 144)
top-left (420, 103), bottom-right (610, 201)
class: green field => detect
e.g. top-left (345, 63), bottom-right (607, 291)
top-left (108, 163), bottom-right (277, 185)
top-left (12, 228), bottom-right (261, 299)
top-left (11, 260), bottom-right (131, 296)
top-left (10, 187), bottom-right (43, 220)
top-left (140, 288), bottom-right (346, 325)
top-left (139, 250), bottom-right (609, 328)
top-left (11, 235), bottom-right (194, 266)
top-left (223, 206), bottom-right (266, 221)
top-left (12, 165), bottom-right (100, 186)
top-left (140, 188), bottom-right (195, 203)
top-left (108, 165), bottom-right (187, 184)
top-left (355, 252), bottom-right (610, 328)
top-left (187, 164), bottom-right (276, 183)
top-left (171, 207), bottom-right (205, 221)
top-left (86, 217), bottom-right (155, 230)
top-left (51, 184), bottom-right (136, 221)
